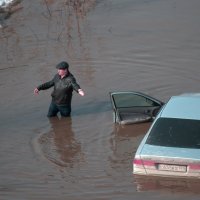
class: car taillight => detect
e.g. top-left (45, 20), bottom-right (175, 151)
top-left (189, 163), bottom-right (200, 171)
top-left (133, 158), bottom-right (155, 167)
top-left (133, 158), bottom-right (146, 175)
top-left (133, 158), bottom-right (156, 174)
top-left (133, 159), bottom-right (143, 166)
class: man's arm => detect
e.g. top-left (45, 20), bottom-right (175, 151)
top-left (34, 78), bottom-right (55, 95)
top-left (70, 75), bottom-right (85, 96)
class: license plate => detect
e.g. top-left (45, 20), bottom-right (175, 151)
top-left (158, 164), bottom-right (187, 172)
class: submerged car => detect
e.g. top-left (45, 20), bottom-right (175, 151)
top-left (133, 93), bottom-right (200, 178)
top-left (109, 91), bottom-right (164, 125)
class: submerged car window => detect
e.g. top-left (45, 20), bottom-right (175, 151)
top-left (113, 94), bottom-right (159, 108)
top-left (146, 118), bottom-right (200, 149)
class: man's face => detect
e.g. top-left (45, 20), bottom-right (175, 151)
top-left (58, 69), bottom-right (68, 77)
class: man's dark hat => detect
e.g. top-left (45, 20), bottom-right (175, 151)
top-left (56, 61), bottom-right (69, 69)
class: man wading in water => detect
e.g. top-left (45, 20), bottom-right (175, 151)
top-left (34, 61), bottom-right (85, 117)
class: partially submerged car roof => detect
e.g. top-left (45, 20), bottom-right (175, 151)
top-left (160, 93), bottom-right (200, 120)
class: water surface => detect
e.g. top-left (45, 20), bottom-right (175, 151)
top-left (1, 0), bottom-right (200, 199)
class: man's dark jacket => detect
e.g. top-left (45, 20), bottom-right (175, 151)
top-left (37, 73), bottom-right (81, 105)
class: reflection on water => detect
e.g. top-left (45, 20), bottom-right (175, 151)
top-left (40, 0), bottom-right (96, 59)
top-left (113, 123), bottom-right (151, 137)
top-left (110, 122), bottom-right (151, 154)
top-left (109, 123), bottom-right (151, 168)
top-left (0, 0), bottom-right (97, 78)
top-left (0, 0), bottom-right (22, 28)
top-left (38, 117), bottom-right (84, 168)
top-left (134, 175), bottom-right (200, 195)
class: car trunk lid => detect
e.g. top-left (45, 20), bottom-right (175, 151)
top-left (139, 144), bottom-right (200, 177)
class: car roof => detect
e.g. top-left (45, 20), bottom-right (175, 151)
top-left (160, 93), bottom-right (200, 120)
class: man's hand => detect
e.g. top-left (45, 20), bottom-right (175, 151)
top-left (78, 89), bottom-right (85, 96)
top-left (34, 88), bottom-right (39, 95)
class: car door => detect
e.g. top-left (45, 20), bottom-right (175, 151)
top-left (109, 91), bottom-right (164, 125)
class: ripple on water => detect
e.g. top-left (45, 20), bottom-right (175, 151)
top-left (36, 117), bottom-right (84, 168)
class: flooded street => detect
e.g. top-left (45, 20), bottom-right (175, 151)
top-left (1, 0), bottom-right (200, 199)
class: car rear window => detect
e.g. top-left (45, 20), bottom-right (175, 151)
top-left (146, 118), bottom-right (200, 148)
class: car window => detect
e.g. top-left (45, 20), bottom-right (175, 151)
top-left (113, 93), bottom-right (159, 108)
top-left (146, 118), bottom-right (200, 149)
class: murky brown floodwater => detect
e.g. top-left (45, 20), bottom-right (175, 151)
top-left (1, 0), bottom-right (200, 199)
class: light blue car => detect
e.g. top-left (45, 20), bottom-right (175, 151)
top-left (133, 93), bottom-right (200, 178)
